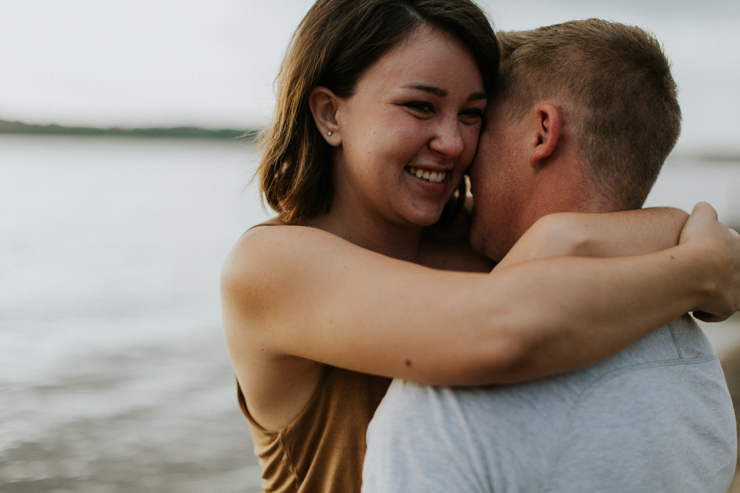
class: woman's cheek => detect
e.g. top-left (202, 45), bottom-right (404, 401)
top-left (460, 127), bottom-right (482, 161)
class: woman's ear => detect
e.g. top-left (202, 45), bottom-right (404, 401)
top-left (309, 86), bottom-right (341, 146)
top-left (528, 104), bottom-right (561, 169)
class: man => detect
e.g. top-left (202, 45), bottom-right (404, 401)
top-left (362, 19), bottom-right (736, 492)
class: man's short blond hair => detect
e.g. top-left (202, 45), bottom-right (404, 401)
top-left (497, 19), bottom-right (681, 210)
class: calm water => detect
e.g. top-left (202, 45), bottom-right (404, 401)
top-left (1, 135), bottom-right (739, 491)
top-left (0, 135), bottom-right (269, 492)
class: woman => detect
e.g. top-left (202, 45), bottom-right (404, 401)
top-left (221, 1), bottom-right (740, 491)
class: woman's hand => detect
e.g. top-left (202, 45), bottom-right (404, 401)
top-left (679, 202), bottom-right (740, 322)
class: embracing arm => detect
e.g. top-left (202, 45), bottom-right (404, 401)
top-left (222, 204), bottom-right (740, 388)
top-left (497, 207), bottom-right (689, 269)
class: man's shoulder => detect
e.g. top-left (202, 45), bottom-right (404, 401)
top-left (374, 316), bottom-right (720, 433)
top-left (543, 349), bottom-right (735, 492)
top-left (364, 320), bottom-right (733, 493)
top-left (364, 319), bottom-right (733, 493)
top-left (539, 316), bottom-right (734, 492)
top-left (581, 314), bottom-right (714, 377)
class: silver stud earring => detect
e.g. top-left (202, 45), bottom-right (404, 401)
top-left (327, 131), bottom-right (333, 137)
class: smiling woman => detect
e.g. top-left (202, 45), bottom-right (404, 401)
top-left (308, 25), bottom-right (486, 232)
top-left (220, 1), bottom-right (740, 492)
top-left (223, 3), bottom-right (500, 490)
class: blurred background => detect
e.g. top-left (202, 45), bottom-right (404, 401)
top-left (1, 1), bottom-right (739, 491)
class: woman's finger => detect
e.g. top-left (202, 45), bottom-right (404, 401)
top-left (690, 201), bottom-right (718, 220)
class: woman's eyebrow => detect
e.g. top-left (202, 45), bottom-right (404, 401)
top-left (403, 83), bottom-right (447, 97)
top-left (403, 84), bottom-right (486, 101)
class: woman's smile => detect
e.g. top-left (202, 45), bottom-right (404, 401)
top-left (406, 166), bottom-right (448, 184)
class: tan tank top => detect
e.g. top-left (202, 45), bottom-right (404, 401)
top-left (238, 366), bottom-right (391, 493)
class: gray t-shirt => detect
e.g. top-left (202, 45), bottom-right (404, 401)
top-left (363, 315), bottom-right (736, 493)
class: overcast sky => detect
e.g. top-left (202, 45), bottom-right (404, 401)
top-left (1, 0), bottom-right (738, 152)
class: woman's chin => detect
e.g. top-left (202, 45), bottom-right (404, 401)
top-left (399, 206), bottom-right (446, 227)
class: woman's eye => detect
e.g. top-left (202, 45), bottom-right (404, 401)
top-left (459, 108), bottom-right (484, 123)
top-left (405, 101), bottom-right (435, 114)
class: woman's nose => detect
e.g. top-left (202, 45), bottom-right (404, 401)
top-left (429, 116), bottom-right (464, 158)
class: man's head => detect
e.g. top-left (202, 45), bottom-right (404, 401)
top-left (470, 19), bottom-right (682, 261)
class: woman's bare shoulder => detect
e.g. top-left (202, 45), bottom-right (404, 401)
top-left (221, 219), bottom-right (386, 314)
top-left (225, 219), bottom-right (356, 276)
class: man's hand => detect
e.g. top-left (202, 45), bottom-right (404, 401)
top-left (679, 202), bottom-right (740, 322)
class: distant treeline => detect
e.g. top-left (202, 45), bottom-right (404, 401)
top-left (1, 119), bottom-right (738, 162)
top-left (0, 119), bottom-right (260, 141)
top-left (701, 153), bottom-right (740, 163)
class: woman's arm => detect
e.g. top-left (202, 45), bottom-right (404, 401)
top-left (222, 203), bottom-right (740, 388)
top-left (496, 207), bottom-right (689, 270)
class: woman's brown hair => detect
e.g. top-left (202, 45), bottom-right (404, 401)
top-left (257, 0), bottom-right (499, 224)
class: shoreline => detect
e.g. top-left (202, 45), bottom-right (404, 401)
top-left (0, 119), bottom-right (260, 141)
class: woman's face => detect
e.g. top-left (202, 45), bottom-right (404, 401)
top-left (331, 25), bottom-right (487, 228)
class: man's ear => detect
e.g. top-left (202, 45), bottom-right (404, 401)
top-left (529, 104), bottom-right (561, 169)
top-left (308, 86), bottom-right (341, 146)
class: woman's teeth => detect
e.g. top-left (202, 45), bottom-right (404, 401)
top-left (408, 166), bottom-right (446, 183)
